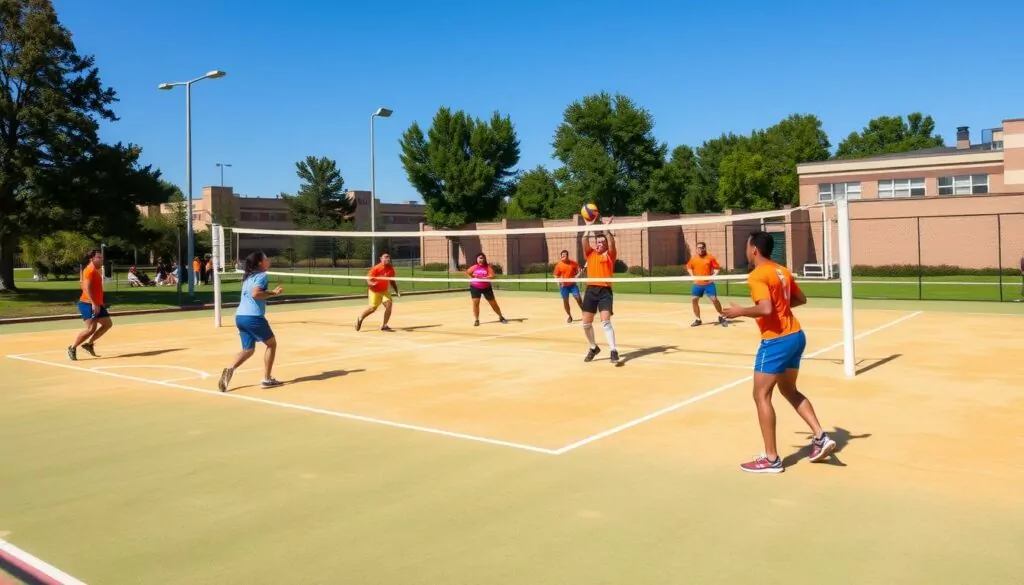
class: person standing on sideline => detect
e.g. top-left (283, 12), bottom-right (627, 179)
top-left (580, 216), bottom-right (619, 364)
top-left (686, 242), bottom-right (727, 327)
top-left (218, 251), bottom-right (284, 392)
top-left (723, 231), bottom-right (836, 473)
top-left (68, 249), bottom-right (113, 360)
top-left (357, 252), bottom-right (400, 331)
top-left (553, 250), bottom-right (583, 323)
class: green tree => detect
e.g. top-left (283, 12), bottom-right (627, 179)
top-left (504, 166), bottom-right (576, 219)
top-left (0, 0), bottom-right (171, 291)
top-left (694, 133), bottom-right (746, 213)
top-left (836, 113), bottom-right (944, 159)
top-left (553, 92), bottom-right (667, 217)
top-left (281, 156), bottom-right (352, 229)
top-left (21, 231), bottom-right (94, 280)
top-left (634, 145), bottom-right (702, 214)
top-left (399, 106), bottom-right (520, 267)
top-left (717, 148), bottom-right (775, 210)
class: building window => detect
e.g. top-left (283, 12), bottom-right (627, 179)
top-left (938, 174), bottom-right (988, 195)
top-left (878, 178), bottom-right (926, 198)
top-left (818, 182), bottom-right (861, 202)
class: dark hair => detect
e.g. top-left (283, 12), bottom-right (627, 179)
top-left (243, 251), bottom-right (267, 281)
top-left (86, 249), bottom-right (102, 260)
top-left (696, 241), bottom-right (706, 248)
top-left (380, 250), bottom-right (390, 258)
top-left (748, 231), bottom-right (774, 259)
top-left (560, 249), bottom-right (569, 256)
top-left (476, 253), bottom-right (488, 265)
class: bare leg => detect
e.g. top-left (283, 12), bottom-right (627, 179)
top-left (381, 301), bottom-right (393, 327)
top-left (229, 348), bottom-right (255, 370)
top-left (581, 311), bottom-right (598, 349)
top-left (709, 297), bottom-right (724, 316)
top-left (691, 297), bottom-right (701, 320)
top-left (263, 337), bottom-right (277, 380)
top-left (562, 297), bottom-right (572, 319)
top-left (73, 323), bottom-right (97, 348)
top-left (752, 372), bottom-right (779, 460)
top-left (574, 294), bottom-right (583, 311)
top-left (87, 318), bottom-right (113, 343)
top-left (776, 368), bottom-right (824, 437)
top-left (486, 298), bottom-right (504, 319)
top-left (472, 298), bottom-right (481, 321)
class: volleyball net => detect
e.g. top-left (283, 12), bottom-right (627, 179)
top-left (210, 201), bottom-right (859, 376)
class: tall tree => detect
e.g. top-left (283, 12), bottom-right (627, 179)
top-left (400, 107), bottom-right (519, 267)
top-left (0, 0), bottom-right (121, 291)
top-left (281, 155), bottom-right (352, 229)
top-left (694, 132), bottom-right (746, 213)
top-left (504, 166), bottom-right (577, 219)
top-left (553, 92), bottom-right (666, 217)
top-left (634, 145), bottom-right (702, 214)
top-left (836, 112), bottom-right (944, 159)
top-left (752, 113), bottom-right (831, 207)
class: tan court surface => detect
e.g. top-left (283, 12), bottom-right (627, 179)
top-left (1, 292), bottom-right (1023, 584)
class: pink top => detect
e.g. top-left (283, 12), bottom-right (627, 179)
top-left (468, 264), bottom-right (491, 289)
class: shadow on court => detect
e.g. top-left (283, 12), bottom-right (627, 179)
top-left (854, 353), bottom-right (902, 375)
top-left (288, 369), bottom-right (366, 384)
top-left (95, 348), bottom-right (186, 359)
top-left (782, 426), bottom-right (872, 468)
top-left (617, 345), bottom-right (679, 365)
top-left (388, 324), bottom-right (441, 332)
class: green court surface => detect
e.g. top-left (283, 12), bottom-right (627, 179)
top-left (1, 291), bottom-right (1023, 584)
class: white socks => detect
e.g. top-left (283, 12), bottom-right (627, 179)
top-left (582, 322), bottom-right (597, 348)
top-left (602, 321), bottom-right (617, 351)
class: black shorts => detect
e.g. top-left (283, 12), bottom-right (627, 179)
top-left (470, 286), bottom-right (495, 301)
top-left (582, 286), bottom-right (613, 314)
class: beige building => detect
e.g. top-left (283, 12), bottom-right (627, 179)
top-left (140, 187), bottom-right (427, 261)
top-left (789, 118), bottom-right (1024, 273)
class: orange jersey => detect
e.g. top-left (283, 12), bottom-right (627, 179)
top-left (585, 250), bottom-right (616, 288)
top-left (686, 254), bottom-right (720, 285)
top-left (552, 260), bottom-right (580, 286)
top-left (367, 263), bottom-right (395, 293)
top-left (747, 261), bottom-right (802, 340)
top-left (80, 263), bottom-right (104, 305)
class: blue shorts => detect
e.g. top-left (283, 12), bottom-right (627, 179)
top-left (236, 315), bottom-right (274, 351)
top-left (691, 283), bottom-right (718, 298)
top-left (560, 284), bottom-right (581, 300)
top-left (754, 330), bottom-right (807, 374)
top-left (77, 301), bottom-right (110, 321)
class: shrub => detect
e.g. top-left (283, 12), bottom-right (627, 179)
top-left (422, 262), bottom-right (449, 272)
top-left (614, 259), bottom-right (628, 273)
top-left (627, 265), bottom-right (645, 276)
top-left (851, 264), bottom-right (1020, 277)
top-left (522, 262), bottom-right (555, 274)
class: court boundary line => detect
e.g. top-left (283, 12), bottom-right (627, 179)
top-left (0, 537), bottom-right (87, 585)
top-left (550, 310), bottom-right (924, 455)
top-left (5, 354), bottom-right (559, 456)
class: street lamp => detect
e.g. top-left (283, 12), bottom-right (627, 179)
top-left (370, 107), bottom-right (392, 263)
top-left (158, 69), bottom-right (227, 296)
top-left (215, 162), bottom-right (232, 186)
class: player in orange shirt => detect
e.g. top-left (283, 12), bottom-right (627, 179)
top-left (723, 231), bottom-right (836, 473)
top-left (68, 249), bottom-right (113, 360)
top-left (685, 242), bottom-right (727, 327)
top-left (580, 216), bottom-right (620, 364)
top-left (553, 250), bottom-right (583, 323)
top-left (356, 252), bottom-right (400, 332)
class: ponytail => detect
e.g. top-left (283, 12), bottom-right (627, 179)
top-left (242, 251), bottom-right (266, 281)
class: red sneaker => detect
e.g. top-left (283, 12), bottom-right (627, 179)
top-left (740, 454), bottom-right (784, 474)
top-left (809, 433), bottom-right (837, 462)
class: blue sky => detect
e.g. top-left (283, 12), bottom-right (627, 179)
top-left (55, 0), bottom-right (1024, 203)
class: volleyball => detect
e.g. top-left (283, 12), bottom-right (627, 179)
top-left (581, 203), bottom-right (599, 221)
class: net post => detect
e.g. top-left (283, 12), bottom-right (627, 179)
top-left (836, 198), bottom-right (856, 377)
top-left (997, 214), bottom-right (1004, 302)
top-left (212, 223), bottom-right (224, 328)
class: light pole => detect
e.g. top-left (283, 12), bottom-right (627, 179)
top-left (370, 107), bottom-right (392, 263)
top-left (158, 69), bottom-right (227, 296)
top-left (215, 162), bottom-right (232, 186)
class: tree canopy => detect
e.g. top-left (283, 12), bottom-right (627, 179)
top-left (836, 113), bottom-right (944, 159)
top-left (281, 155), bottom-right (352, 230)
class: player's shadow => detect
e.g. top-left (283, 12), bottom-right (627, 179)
top-left (288, 369), bottom-right (366, 384)
top-left (854, 353), bottom-right (901, 375)
top-left (389, 324), bottom-right (441, 332)
top-left (781, 426), bottom-right (871, 468)
top-left (95, 348), bottom-right (186, 359)
top-left (617, 345), bottom-right (678, 366)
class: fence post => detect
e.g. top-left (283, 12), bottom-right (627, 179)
top-left (916, 216), bottom-right (922, 301)
top-left (997, 214), bottom-right (1004, 302)
top-left (723, 223), bottom-right (730, 297)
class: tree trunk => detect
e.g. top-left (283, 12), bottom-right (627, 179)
top-left (0, 232), bottom-right (18, 292)
top-left (448, 237), bottom-right (460, 271)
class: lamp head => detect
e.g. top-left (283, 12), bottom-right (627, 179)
top-left (206, 70), bottom-right (227, 79)
top-left (373, 107), bottom-right (393, 118)
top-left (157, 83), bottom-right (174, 90)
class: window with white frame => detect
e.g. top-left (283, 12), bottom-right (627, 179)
top-left (937, 174), bottom-right (989, 195)
top-left (878, 178), bottom-right (926, 198)
top-left (817, 182), bottom-right (861, 202)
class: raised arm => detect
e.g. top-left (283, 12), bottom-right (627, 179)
top-left (602, 217), bottom-right (616, 257)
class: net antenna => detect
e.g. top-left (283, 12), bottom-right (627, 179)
top-left (212, 223), bottom-right (226, 328)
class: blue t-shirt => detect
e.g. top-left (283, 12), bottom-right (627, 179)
top-left (236, 272), bottom-right (269, 317)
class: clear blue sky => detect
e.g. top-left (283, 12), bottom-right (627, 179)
top-left (54, 0), bottom-right (1024, 204)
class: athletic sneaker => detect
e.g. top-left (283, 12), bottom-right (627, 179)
top-left (584, 345), bottom-right (601, 362)
top-left (355, 317), bottom-right (363, 331)
top-left (718, 316), bottom-right (728, 327)
top-left (218, 368), bottom-right (234, 392)
top-left (67, 346), bottom-right (77, 361)
top-left (740, 454), bottom-right (784, 474)
top-left (809, 433), bottom-right (837, 462)
top-left (80, 342), bottom-right (96, 357)
top-left (261, 378), bottom-right (283, 388)
top-left (473, 320), bottom-right (480, 327)
top-left (609, 350), bottom-right (620, 364)
top-left (566, 316), bottom-right (573, 324)
top-left (690, 319), bottom-right (702, 327)
top-left (380, 325), bottom-right (392, 332)
top-left (499, 317), bottom-right (508, 324)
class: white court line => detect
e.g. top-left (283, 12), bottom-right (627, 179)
top-left (0, 537), bottom-right (87, 585)
top-left (236, 319), bottom-right (572, 374)
top-left (92, 365), bottom-right (211, 379)
top-left (551, 310), bottom-right (924, 455)
top-left (5, 354), bottom-right (558, 456)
